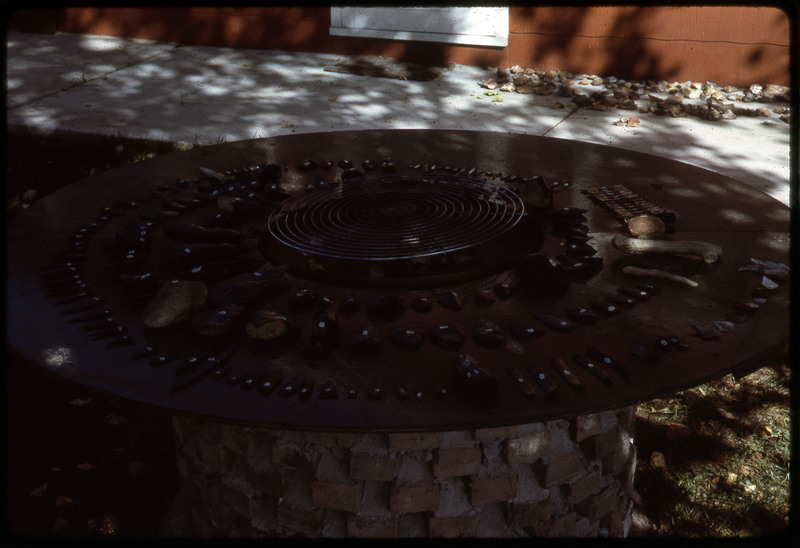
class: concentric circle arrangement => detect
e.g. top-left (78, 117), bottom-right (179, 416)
top-left (267, 174), bottom-right (527, 261)
top-left (6, 130), bottom-right (790, 431)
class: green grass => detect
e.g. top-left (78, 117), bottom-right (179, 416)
top-left (633, 344), bottom-right (791, 537)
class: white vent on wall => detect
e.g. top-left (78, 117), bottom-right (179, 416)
top-left (330, 7), bottom-right (509, 47)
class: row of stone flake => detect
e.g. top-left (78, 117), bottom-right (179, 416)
top-left (171, 405), bottom-right (637, 538)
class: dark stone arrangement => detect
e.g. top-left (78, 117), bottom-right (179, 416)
top-left (8, 131), bottom-right (790, 431)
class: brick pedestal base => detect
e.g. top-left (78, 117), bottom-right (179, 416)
top-left (170, 406), bottom-right (637, 538)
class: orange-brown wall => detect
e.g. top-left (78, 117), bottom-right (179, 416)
top-left (508, 6), bottom-right (791, 86)
top-left (48, 7), bottom-right (504, 69)
top-left (10, 6), bottom-right (791, 86)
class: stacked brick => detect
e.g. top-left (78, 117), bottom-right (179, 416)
top-left (170, 404), bottom-right (637, 538)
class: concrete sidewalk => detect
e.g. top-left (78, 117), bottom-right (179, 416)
top-left (6, 30), bottom-right (792, 206)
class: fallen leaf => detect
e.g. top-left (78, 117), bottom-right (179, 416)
top-left (69, 398), bottom-right (91, 406)
top-left (650, 451), bottom-right (666, 469)
top-left (105, 414), bottom-right (126, 425)
top-left (719, 408), bottom-right (736, 420)
top-left (744, 484), bottom-right (757, 493)
top-left (56, 494), bottom-right (76, 506)
top-left (281, 123), bottom-right (295, 128)
top-left (614, 116), bottom-right (640, 127)
top-left (30, 483), bottom-right (47, 496)
top-left (77, 463), bottom-right (93, 471)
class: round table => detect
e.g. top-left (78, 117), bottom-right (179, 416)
top-left (8, 130), bottom-right (790, 432)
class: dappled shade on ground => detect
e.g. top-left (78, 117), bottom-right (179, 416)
top-left (633, 345), bottom-right (790, 537)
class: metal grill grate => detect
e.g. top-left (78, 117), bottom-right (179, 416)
top-left (267, 174), bottom-right (526, 261)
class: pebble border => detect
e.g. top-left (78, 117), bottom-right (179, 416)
top-left (481, 67), bottom-right (791, 124)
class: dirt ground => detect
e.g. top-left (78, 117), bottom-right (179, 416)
top-left (6, 352), bottom-right (179, 538)
top-left (631, 347), bottom-right (792, 537)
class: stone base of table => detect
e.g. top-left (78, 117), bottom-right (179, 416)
top-left (168, 406), bottom-right (637, 538)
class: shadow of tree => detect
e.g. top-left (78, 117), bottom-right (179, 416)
top-left (6, 25), bottom-right (791, 206)
top-left (12, 6), bottom-right (792, 85)
top-left (508, 5), bottom-right (790, 85)
top-left (634, 355), bottom-right (791, 537)
top-left (511, 6), bottom-right (682, 81)
top-left (6, 349), bottom-right (179, 537)
top-left (45, 7), bottom-right (507, 70)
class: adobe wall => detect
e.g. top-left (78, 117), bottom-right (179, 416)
top-left (8, 7), bottom-right (790, 85)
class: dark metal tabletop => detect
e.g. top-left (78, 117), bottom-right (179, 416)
top-left (7, 130), bottom-right (790, 431)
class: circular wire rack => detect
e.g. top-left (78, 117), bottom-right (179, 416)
top-left (266, 174), bottom-right (528, 261)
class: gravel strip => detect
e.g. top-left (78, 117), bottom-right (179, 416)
top-left (479, 66), bottom-right (791, 124)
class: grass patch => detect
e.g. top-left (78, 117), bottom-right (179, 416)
top-left (633, 344), bottom-right (791, 537)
